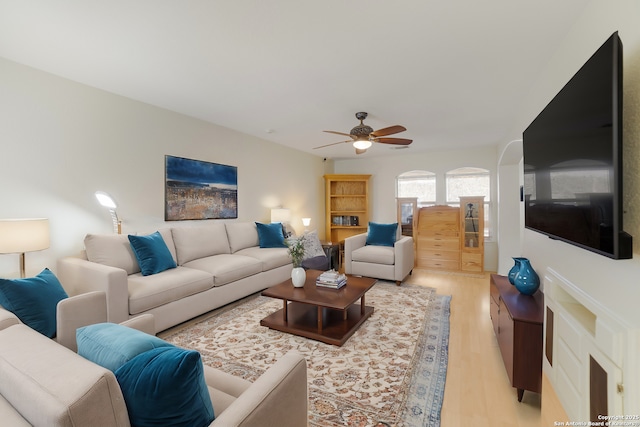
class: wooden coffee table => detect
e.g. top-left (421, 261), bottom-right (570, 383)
top-left (260, 270), bottom-right (377, 346)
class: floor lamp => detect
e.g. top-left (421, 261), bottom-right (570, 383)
top-left (0, 218), bottom-right (50, 278)
top-left (95, 191), bottom-right (121, 234)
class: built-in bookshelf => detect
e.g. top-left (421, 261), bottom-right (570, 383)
top-left (324, 174), bottom-right (371, 244)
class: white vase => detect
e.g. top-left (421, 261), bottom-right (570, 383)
top-left (291, 267), bottom-right (306, 288)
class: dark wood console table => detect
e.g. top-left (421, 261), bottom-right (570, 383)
top-left (489, 274), bottom-right (544, 401)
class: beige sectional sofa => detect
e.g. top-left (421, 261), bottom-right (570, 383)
top-left (57, 222), bottom-right (293, 333)
top-left (0, 296), bottom-right (308, 427)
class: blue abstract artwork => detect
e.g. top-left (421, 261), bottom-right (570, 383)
top-left (165, 155), bottom-right (238, 220)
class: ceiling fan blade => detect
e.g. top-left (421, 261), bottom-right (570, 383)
top-left (323, 130), bottom-right (356, 139)
top-left (374, 137), bottom-right (413, 145)
top-left (355, 148), bottom-right (367, 155)
top-left (370, 125), bottom-right (406, 137)
top-left (313, 140), bottom-right (351, 149)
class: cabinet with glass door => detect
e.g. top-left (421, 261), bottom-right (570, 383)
top-left (396, 197), bottom-right (417, 250)
top-left (460, 196), bottom-right (484, 272)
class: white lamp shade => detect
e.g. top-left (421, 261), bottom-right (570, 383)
top-left (95, 191), bottom-right (117, 209)
top-left (271, 208), bottom-right (291, 223)
top-left (302, 218), bottom-right (311, 227)
top-left (353, 138), bottom-right (372, 150)
top-left (0, 218), bottom-right (50, 254)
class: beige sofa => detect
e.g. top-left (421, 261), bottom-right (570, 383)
top-left (58, 222), bottom-right (293, 333)
top-left (0, 295), bottom-right (308, 427)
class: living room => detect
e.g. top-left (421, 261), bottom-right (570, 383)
top-left (1, 1), bottom-right (640, 426)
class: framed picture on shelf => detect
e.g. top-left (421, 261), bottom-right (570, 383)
top-left (165, 155), bottom-right (238, 221)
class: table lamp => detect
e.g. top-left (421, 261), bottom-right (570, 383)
top-left (302, 218), bottom-right (311, 233)
top-left (0, 218), bottom-right (50, 278)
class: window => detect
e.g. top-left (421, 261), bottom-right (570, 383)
top-left (397, 170), bottom-right (436, 207)
top-left (446, 167), bottom-right (491, 238)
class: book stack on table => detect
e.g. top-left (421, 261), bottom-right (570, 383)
top-left (316, 270), bottom-right (347, 289)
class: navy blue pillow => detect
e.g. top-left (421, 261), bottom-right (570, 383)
top-left (115, 347), bottom-right (215, 427)
top-left (128, 231), bottom-right (177, 276)
top-left (0, 268), bottom-right (68, 338)
top-left (255, 222), bottom-right (287, 248)
top-left (365, 222), bottom-right (398, 247)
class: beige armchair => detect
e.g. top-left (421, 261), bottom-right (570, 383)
top-left (344, 229), bottom-right (415, 285)
top-left (1, 292), bottom-right (308, 427)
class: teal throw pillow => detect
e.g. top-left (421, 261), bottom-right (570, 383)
top-left (128, 231), bottom-right (177, 276)
top-left (255, 222), bottom-right (287, 248)
top-left (115, 347), bottom-right (215, 427)
top-left (0, 268), bottom-right (68, 338)
top-left (77, 322), bottom-right (174, 372)
top-left (366, 222), bottom-right (398, 247)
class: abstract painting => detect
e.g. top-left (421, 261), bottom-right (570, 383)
top-left (165, 155), bottom-right (238, 220)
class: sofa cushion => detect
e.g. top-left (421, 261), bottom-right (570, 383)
top-left (77, 322), bottom-right (174, 371)
top-left (128, 266), bottom-right (214, 315)
top-left (0, 269), bottom-right (68, 338)
top-left (256, 222), bottom-right (287, 248)
top-left (225, 222), bottom-right (259, 253)
top-left (183, 254), bottom-right (262, 286)
top-left (0, 307), bottom-right (20, 331)
top-left (234, 247), bottom-right (291, 271)
top-left (85, 233), bottom-right (141, 274)
top-left (0, 324), bottom-right (130, 427)
top-left (0, 395), bottom-right (30, 426)
top-left (352, 245), bottom-right (395, 265)
top-left (366, 222), bottom-right (398, 247)
top-left (128, 231), bottom-right (178, 276)
top-left (172, 224), bottom-right (230, 265)
top-left (115, 346), bottom-right (215, 427)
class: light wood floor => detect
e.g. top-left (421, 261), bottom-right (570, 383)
top-left (406, 269), bottom-right (554, 427)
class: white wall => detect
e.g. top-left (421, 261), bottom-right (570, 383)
top-left (333, 146), bottom-right (499, 271)
top-left (497, 0), bottom-right (640, 325)
top-left (0, 58), bottom-right (326, 278)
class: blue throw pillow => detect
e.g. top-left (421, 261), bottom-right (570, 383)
top-left (0, 268), bottom-right (68, 338)
top-left (128, 231), bottom-right (177, 276)
top-left (255, 222), bottom-right (287, 248)
top-left (77, 322), bottom-right (174, 372)
top-left (115, 347), bottom-right (215, 427)
top-left (365, 222), bottom-right (398, 247)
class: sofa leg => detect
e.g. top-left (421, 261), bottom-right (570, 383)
top-left (395, 280), bottom-right (401, 286)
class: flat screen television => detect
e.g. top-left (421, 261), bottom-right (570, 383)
top-left (523, 31), bottom-right (632, 259)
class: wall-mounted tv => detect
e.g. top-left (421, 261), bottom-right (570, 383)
top-left (523, 31), bottom-right (632, 259)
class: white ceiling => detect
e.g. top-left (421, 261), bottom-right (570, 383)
top-left (0, 0), bottom-right (590, 159)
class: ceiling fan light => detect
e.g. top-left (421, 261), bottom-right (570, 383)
top-left (353, 139), bottom-right (372, 150)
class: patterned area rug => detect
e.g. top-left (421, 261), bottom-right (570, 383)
top-left (162, 281), bottom-right (451, 427)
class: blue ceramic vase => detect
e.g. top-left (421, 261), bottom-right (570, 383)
top-left (508, 257), bottom-right (526, 285)
top-left (512, 258), bottom-right (540, 296)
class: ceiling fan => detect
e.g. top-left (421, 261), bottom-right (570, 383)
top-left (314, 112), bottom-right (412, 154)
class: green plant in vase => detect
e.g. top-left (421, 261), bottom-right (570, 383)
top-left (286, 235), bottom-right (306, 268)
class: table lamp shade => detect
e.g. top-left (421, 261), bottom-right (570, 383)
top-left (270, 208), bottom-right (290, 224)
top-left (0, 218), bottom-right (50, 254)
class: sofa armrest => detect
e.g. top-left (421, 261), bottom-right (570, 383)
top-left (210, 351), bottom-right (307, 427)
top-left (57, 257), bottom-right (130, 324)
top-left (344, 233), bottom-right (367, 274)
top-left (393, 236), bottom-right (415, 281)
top-left (120, 314), bottom-right (156, 336)
top-left (0, 307), bottom-right (20, 331)
top-left (56, 291), bottom-right (108, 352)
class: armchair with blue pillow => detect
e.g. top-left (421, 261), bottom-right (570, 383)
top-left (344, 222), bottom-right (415, 285)
top-left (1, 274), bottom-right (308, 427)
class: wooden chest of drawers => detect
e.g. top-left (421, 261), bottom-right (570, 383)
top-left (416, 206), bottom-right (460, 271)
